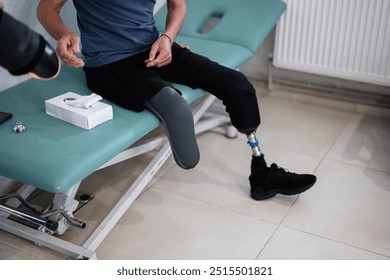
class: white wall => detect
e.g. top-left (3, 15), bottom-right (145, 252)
top-left (155, 0), bottom-right (167, 13)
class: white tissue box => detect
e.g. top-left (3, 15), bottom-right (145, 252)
top-left (45, 92), bottom-right (113, 130)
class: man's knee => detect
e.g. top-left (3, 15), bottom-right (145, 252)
top-left (231, 72), bottom-right (256, 98)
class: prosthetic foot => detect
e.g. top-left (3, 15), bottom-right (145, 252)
top-left (245, 131), bottom-right (316, 200)
top-left (249, 155), bottom-right (316, 200)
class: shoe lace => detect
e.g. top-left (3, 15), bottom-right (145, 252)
top-left (269, 163), bottom-right (296, 175)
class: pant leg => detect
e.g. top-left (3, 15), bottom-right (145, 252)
top-left (83, 50), bottom-right (173, 112)
top-left (158, 43), bottom-right (261, 132)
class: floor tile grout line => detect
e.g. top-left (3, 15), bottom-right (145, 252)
top-left (254, 225), bottom-right (280, 260)
top-left (253, 110), bottom-right (358, 259)
top-left (311, 113), bottom-right (355, 175)
top-left (321, 157), bottom-right (390, 176)
top-left (311, 110), bottom-right (390, 174)
top-left (255, 194), bottom-right (301, 259)
top-left (152, 184), bottom-right (281, 226)
top-left (282, 225), bottom-right (390, 259)
top-left (145, 186), bottom-right (285, 260)
top-left (255, 109), bottom-right (354, 259)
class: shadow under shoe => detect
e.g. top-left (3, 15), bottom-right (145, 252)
top-left (249, 155), bottom-right (317, 200)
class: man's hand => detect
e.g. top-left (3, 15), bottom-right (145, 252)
top-left (145, 35), bottom-right (172, 68)
top-left (56, 31), bottom-right (84, 68)
top-left (37, 0), bottom-right (82, 67)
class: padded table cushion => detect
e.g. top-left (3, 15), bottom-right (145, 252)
top-left (155, 0), bottom-right (286, 53)
top-left (175, 35), bottom-right (253, 67)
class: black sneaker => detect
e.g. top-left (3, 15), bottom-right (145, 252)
top-left (249, 155), bottom-right (316, 200)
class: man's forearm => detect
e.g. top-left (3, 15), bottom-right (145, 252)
top-left (36, 0), bottom-right (72, 41)
top-left (37, 0), bottom-right (84, 67)
top-left (164, 0), bottom-right (186, 42)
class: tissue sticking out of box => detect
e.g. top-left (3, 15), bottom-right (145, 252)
top-left (64, 93), bottom-right (102, 109)
top-left (45, 91), bottom-right (113, 130)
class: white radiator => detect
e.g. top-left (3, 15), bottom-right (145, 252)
top-left (273, 0), bottom-right (390, 87)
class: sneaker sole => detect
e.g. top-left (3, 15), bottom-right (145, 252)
top-left (250, 181), bottom-right (316, 201)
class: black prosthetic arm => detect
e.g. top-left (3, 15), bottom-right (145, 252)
top-left (0, 9), bottom-right (59, 80)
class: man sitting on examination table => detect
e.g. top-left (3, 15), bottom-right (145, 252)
top-left (37, 0), bottom-right (317, 200)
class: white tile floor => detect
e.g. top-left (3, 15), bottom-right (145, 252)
top-left (0, 83), bottom-right (389, 260)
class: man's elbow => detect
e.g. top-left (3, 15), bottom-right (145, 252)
top-left (36, 1), bottom-right (63, 21)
